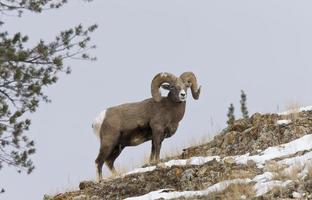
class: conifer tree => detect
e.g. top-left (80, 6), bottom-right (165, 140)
top-left (240, 90), bottom-right (249, 119)
top-left (0, 0), bottom-right (97, 175)
top-left (227, 103), bottom-right (235, 126)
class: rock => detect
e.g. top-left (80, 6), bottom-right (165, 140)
top-left (263, 160), bottom-right (279, 172)
top-left (167, 167), bottom-right (183, 178)
top-left (229, 119), bottom-right (250, 132)
top-left (90, 196), bottom-right (100, 200)
top-left (223, 157), bottom-right (235, 165)
top-left (292, 191), bottom-right (302, 198)
top-left (221, 131), bottom-right (238, 148)
top-left (43, 194), bottom-right (53, 200)
top-left (250, 113), bottom-right (262, 125)
top-left (197, 167), bottom-right (208, 176)
top-left (181, 169), bottom-right (195, 182)
top-left (79, 181), bottom-right (95, 190)
top-left (284, 181), bottom-right (297, 197)
top-left (209, 171), bottom-right (220, 181)
top-left (304, 180), bottom-right (312, 193)
top-left (73, 195), bottom-right (88, 200)
top-left (246, 160), bottom-right (257, 168)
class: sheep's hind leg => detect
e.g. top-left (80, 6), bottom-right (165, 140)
top-left (105, 145), bottom-right (124, 175)
top-left (95, 128), bottom-right (120, 182)
top-left (95, 149), bottom-right (105, 182)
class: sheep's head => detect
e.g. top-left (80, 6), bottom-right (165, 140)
top-left (151, 72), bottom-right (201, 103)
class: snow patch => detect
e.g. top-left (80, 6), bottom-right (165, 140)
top-left (254, 179), bottom-right (292, 197)
top-left (126, 134), bottom-right (312, 177)
top-left (126, 166), bottom-right (156, 175)
top-left (278, 151), bottom-right (312, 167)
top-left (278, 151), bottom-right (312, 179)
top-left (299, 160), bottom-right (312, 179)
top-left (165, 156), bottom-right (220, 167)
top-left (234, 134), bottom-right (312, 168)
top-left (279, 105), bottom-right (312, 115)
top-left (276, 119), bottom-right (291, 125)
top-left (292, 192), bottom-right (302, 198)
top-left (252, 172), bottom-right (274, 183)
top-left (126, 156), bottom-right (220, 176)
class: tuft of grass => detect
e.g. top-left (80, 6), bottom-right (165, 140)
top-left (209, 183), bottom-right (255, 200)
top-left (268, 185), bottom-right (288, 199)
top-left (306, 163), bottom-right (312, 178)
top-left (114, 166), bottom-right (130, 177)
top-left (161, 146), bottom-right (182, 160)
top-left (163, 133), bottom-right (214, 162)
top-left (273, 163), bottom-right (303, 181)
top-left (264, 160), bottom-right (285, 173)
top-left (188, 134), bottom-right (213, 147)
top-left (284, 102), bottom-right (301, 122)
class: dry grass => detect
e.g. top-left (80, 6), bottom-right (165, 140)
top-left (264, 160), bottom-right (285, 173)
top-left (142, 154), bottom-right (152, 166)
top-left (45, 185), bottom-right (80, 200)
top-left (113, 166), bottom-right (130, 177)
top-left (161, 133), bottom-right (214, 162)
top-left (161, 146), bottom-right (182, 160)
top-left (208, 183), bottom-right (255, 200)
top-left (306, 163), bottom-right (312, 178)
top-left (186, 133), bottom-right (213, 148)
top-left (140, 147), bottom-right (181, 166)
top-left (273, 163), bottom-right (303, 181)
top-left (267, 185), bottom-right (290, 199)
top-left (183, 134), bottom-right (217, 152)
top-left (284, 102), bottom-right (301, 122)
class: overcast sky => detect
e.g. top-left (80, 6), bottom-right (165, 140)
top-left (1, 0), bottom-right (312, 199)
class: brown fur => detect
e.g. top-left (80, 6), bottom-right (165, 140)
top-left (95, 72), bottom-right (200, 181)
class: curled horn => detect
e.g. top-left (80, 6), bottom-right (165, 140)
top-left (180, 72), bottom-right (201, 100)
top-left (151, 72), bottom-right (177, 102)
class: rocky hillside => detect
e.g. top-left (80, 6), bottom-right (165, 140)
top-left (46, 106), bottom-right (312, 200)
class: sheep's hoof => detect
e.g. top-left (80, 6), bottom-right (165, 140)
top-left (96, 178), bottom-right (101, 183)
top-left (149, 160), bottom-right (159, 165)
top-left (95, 173), bottom-right (102, 183)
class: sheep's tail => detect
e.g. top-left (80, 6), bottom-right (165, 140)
top-left (92, 109), bottom-right (106, 141)
top-left (92, 122), bottom-right (101, 141)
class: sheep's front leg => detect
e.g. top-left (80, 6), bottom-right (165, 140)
top-left (150, 126), bottom-right (165, 163)
top-left (165, 123), bottom-right (178, 138)
top-left (150, 142), bottom-right (156, 162)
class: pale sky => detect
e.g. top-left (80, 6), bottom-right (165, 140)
top-left (1, 1), bottom-right (312, 199)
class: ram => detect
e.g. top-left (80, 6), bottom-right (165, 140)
top-left (92, 72), bottom-right (201, 181)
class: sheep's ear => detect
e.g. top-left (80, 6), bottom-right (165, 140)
top-left (161, 84), bottom-right (172, 90)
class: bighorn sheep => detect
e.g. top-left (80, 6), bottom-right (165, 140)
top-left (92, 72), bottom-right (201, 181)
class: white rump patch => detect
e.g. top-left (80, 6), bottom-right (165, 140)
top-left (92, 109), bottom-right (106, 140)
